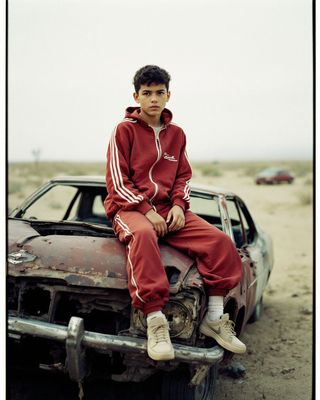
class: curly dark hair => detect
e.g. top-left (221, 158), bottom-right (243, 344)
top-left (133, 65), bottom-right (171, 93)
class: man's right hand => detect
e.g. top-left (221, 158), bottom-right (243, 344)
top-left (145, 209), bottom-right (168, 237)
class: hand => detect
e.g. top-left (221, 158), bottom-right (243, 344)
top-left (166, 205), bottom-right (185, 232)
top-left (145, 209), bottom-right (168, 237)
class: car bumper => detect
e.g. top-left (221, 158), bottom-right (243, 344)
top-left (8, 316), bottom-right (224, 382)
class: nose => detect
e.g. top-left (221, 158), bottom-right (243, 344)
top-left (151, 94), bottom-right (158, 103)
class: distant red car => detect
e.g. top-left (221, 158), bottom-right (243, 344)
top-left (255, 168), bottom-right (294, 185)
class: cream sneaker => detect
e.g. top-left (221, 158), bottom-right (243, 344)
top-left (147, 315), bottom-right (175, 361)
top-left (200, 313), bottom-right (246, 354)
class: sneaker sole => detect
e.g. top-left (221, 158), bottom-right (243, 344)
top-left (200, 325), bottom-right (246, 354)
top-left (147, 348), bottom-right (175, 361)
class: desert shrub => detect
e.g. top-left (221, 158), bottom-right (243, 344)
top-left (236, 161), bottom-right (312, 179)
top-left (199, 165), bottom-right (222, 177)
top-left (8, 181), bottom-right (23, 194)
top-left (25, 176), bottom-right (46, 187)
top-left (9, 162), bottom-right (106, 182)
top-left (304, 177), bottom-right (313, 186)
top-left (289, 161), bottom-right (312, 177)
top-left (296, 191), bottom-right (313, 206)
top-left (69, 169), bottom-right (88, 175)
top-left (240, 165), bottom-right (268, 177)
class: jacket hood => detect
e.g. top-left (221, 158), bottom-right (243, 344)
top-left (125, 107), bottom-right (173, 126)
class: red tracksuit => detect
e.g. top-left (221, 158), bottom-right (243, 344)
top-left (104, 107), bottom-right (242, 314)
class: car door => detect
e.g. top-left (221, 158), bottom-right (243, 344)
top-left (237, 197), bottom-right (270, 304)
top-left (223, 196), bottom-right (266, 306)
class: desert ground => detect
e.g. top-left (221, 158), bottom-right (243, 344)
top-left (8, 160), bottom-right (313, 399)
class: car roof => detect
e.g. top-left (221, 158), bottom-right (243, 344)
top-left (260, 167), bottom-right (288, 172)
top-left (50, 175), bottom-right (236, 197)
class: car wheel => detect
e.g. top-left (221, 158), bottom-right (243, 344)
top-left (248, 297), bottom-right (263, 323)
top-left (161, 365), bottom-right (217, 400)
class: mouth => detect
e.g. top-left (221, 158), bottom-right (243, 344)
top-left (149, 106), bottom-right (160, 110)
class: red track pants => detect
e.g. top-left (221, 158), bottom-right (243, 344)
top-left (113, 206), bottom-right (242, 315)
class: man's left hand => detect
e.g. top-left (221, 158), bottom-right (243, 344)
top-left (166, 205), bottom-right (185, 232)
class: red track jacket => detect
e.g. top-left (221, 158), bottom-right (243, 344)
top-left (104, 107), bottom-right (192, 219)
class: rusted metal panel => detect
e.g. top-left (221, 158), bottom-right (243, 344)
top-left (8, 220), bottom-right (195, 289)
top-left (183, 266), bottom-right (204, 290)
top-left (8, 220), bottom-right (40, 249)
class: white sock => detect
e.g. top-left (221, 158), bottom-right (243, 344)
top-left (147, 310), bottom-right (164, 323)
top-left (207, 296), bottom-right (224, 321)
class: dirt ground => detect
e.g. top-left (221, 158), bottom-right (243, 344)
top-left (193, 169), bottom-right (313, 400)
top-left (7, 162), bottom-right (313, 399)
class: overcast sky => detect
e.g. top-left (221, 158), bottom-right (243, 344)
top-left (8, 0), bottom-right (313, 162)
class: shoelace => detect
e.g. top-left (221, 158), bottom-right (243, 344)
top-left (221, 319), bottom-right (236, 338)
top-left (150, 323), bottom-right (169, 344)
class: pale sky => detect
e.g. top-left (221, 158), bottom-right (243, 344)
top-left (8, 0), bottom-right (313, 162)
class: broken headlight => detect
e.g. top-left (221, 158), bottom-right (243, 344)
top-left (130, 290), bottom-right (202, 341)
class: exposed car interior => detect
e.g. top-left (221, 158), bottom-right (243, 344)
top-left (14, 182), bottom-right (257, 249)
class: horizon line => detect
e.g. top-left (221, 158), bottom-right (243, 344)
top-left (7, 158), bottom-right (313, 164)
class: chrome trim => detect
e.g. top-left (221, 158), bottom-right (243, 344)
top-left (248, 277), bottom-right (258, 289)
top-left (8, 316), bottom-right (224, 366)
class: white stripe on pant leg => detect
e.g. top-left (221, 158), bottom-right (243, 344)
top-left (126, 242), bottom-right (145, 303)
top-left (114, 215), bottom-right (145, 304)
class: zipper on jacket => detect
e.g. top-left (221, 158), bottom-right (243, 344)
top-left (149, 127), bottom-right (165, 204)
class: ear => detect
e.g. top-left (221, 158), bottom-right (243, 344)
top-left (133, 92), bottom-right (139, 104)
top-left (166, 91), bottom-right (171, 102)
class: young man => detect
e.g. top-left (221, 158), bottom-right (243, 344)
top-left (104, 65), bottom-right (246, 361)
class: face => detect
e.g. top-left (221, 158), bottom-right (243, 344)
top-left (133, 83), bottom-right (170, 119)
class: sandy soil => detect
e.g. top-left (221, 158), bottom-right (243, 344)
top-left (8, 163), bottom-right (313, 399)
top-left (193, 170), bottom-right (313, 400)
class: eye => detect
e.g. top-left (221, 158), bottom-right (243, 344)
top-left (142, 91), bottom-right (151, 96)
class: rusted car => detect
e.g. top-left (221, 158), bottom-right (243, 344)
top-left (8, 176), bottom-right (273, 400)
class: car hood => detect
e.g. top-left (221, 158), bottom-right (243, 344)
top-left (8, 219), bottom-right (196, 292)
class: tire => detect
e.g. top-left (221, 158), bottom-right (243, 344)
top-left (248, 297), bottom-right (263, 323)
top-left (161, 365), bottom-right (217, 400)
